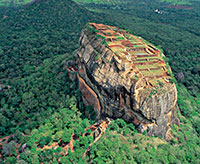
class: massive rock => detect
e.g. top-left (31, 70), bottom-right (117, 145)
top-left (76, 23), bottom-right (179, 138)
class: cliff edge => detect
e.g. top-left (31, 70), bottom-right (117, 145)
top-left (76, 23), bottom-right (180, 138)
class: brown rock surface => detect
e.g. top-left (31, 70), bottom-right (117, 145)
top-left (76, 23), bottom-right (179, 138)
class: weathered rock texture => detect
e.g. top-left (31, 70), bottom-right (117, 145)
top-left (76, 23), bottom-right (179, 138)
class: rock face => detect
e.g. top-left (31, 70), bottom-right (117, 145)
top-left (76, 23), bottom-right (179, 138)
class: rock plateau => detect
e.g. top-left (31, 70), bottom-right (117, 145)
top-left (75, 23), bottom-right (180, 138)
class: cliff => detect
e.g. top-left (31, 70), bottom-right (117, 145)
top-left (76, 23), bottom-right (180, 138)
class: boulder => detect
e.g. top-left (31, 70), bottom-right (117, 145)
top-left (76, 23), bottom-right (180, 138)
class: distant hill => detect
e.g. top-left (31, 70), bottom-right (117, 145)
top-left (74, 0), bottom-right (198, 5)
top-left (159, 0), bottom-right (198, 5)
top-left (0, 0), bottom-right (33, 6)
top-left (74, 0), bottom-right (126, 5)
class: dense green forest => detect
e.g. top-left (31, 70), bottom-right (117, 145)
top-left (159, 0), bottom-right (199, 5)
top-left (0, 0), bottom-right (32, 6)
top-left (74, 0), bottom-right (200, 5)
top-left (0, 0), bottom-right (199, 163)
top-left (0, 0), bottom-right (106, 82)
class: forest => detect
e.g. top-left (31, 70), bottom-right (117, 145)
top-left (0, 0), bottom-right (33, 6)
top-left (0, 0), bottom-right (199, 163)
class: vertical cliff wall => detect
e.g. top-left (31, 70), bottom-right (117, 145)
top-left (76, 23), bottom-right (179, 138)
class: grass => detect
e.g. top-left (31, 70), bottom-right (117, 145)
top-left (136, 63), bottom-right (160, 68)
top-left (142, 70), bottom-right (163, 76)
top-left (135, 56), bottom-right (158, 60)
top-left (103, 58), bottom-right (112, 65)
top-left (133, 45), bottom-right (145, 48)
top-left (94, 49), bottom-right (101, 60)
top-left (116, 36), bottom-right (125, 40)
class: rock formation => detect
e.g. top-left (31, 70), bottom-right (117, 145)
top-left (76, 23), bottom-right (179, 138)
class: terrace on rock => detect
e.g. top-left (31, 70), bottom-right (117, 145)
top-left (90, 23), bottom-right (170, 86)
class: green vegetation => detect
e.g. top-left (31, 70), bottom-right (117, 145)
top-left (159, 0), bottom-right (192, 5)
top-left (0, 0), bottom-right (103, 81)
top-left (116, 36), bottom-right (125, 40)
top-left (74, 0), bottom-right (127, 5)
top-left (74, 0), bottom-right (196, 6)
top-left (0, 0), bottom-right (32, 6)
top-left (2, 103), bottom-right (199, 163)
top-left (0, 0), bottom-right (199, 163)
top-left (133, 75), bottom-right (139, 80)
top-left (177, 85), bottom-right (200, 135)
top-left (0, 53), bottom-right (79, 136)
top-left (94, 49), bottom-right (101, 60)
top-left (89, 117), bottom-right (199, 164)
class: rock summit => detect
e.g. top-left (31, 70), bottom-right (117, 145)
top-left (76, 23), bottom-right (179, 138)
